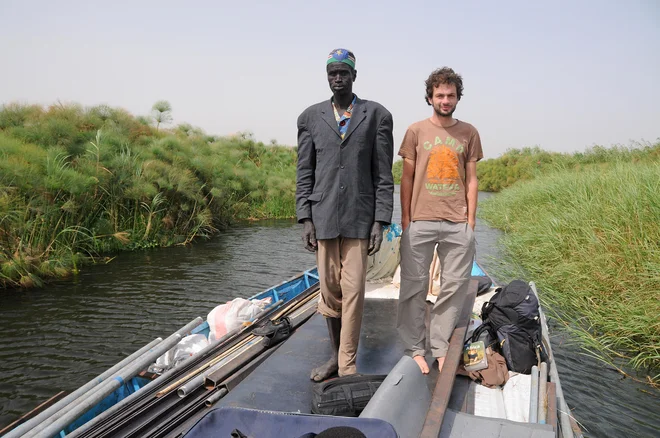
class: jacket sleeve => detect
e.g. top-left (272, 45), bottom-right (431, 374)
top-left (372, 111), bottom-right (394, 224)
top-left (295, 111), bottom-right (316, 223)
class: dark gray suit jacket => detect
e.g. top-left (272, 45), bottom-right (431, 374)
top-left (296, 96), bottom-right (394, 240)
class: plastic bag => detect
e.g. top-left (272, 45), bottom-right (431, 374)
top-left (466, 312), bottom-right (483, 341)
top-left (366, 224), bottom-right (402, 281)
top-left (172, 333), bottom-right (209, 367)
top-left (148, 333), bottom-right (209, 374)
top-left (207, 297), bottom-right (271, 342)
top-left (148, 349), bottom-right (172, 374)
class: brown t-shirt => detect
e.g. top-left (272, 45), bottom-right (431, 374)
top-left (398, 119), bottom-right (483, 223)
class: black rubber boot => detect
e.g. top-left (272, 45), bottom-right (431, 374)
top-left (310, 317), bottom-right (341, 382)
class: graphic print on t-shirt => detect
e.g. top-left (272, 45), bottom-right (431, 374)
top-left (422, 135), bottom-right (465, 197)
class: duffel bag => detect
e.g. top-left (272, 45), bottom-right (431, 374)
top-left (311, 374), bottom-right (386, 417)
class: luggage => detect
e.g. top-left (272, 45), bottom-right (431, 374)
top-left (471, 280), bottom-right (548, 374)
top-left (311, 374), bottom-right (386, 417)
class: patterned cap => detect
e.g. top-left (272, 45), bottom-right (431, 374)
top-left (327, 48), bottom-right (356, 69)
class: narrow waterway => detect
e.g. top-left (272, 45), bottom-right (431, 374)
top-left (0, 192), bottom-right (658, 437)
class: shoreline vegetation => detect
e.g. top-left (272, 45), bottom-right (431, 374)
top-left (2, 101), bottom-right (658, 383)
top-left (475, 143), bottom-right (660, 385)
top-left (0, 102), bottom-right (296, 289)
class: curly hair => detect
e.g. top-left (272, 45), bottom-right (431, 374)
top-left (425, 67), bottom-right (463, 105)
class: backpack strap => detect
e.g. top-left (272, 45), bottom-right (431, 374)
top-left (480, 300), bottom-right (494, 320)
top-left (479, 287), bottom-right (502, 321)
top-left (469, 322), bottom-right (491, 344)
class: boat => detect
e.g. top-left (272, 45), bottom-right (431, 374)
top-left (1, 268), bottom-right (322, 438)
top-left (178, 260), bottom-right (583, 438)
top-left (4, 251), bottom-right (582, 437)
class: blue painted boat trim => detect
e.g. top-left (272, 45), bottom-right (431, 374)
top-left (60, 376), bottom-right (152, 435)
top-left (471, 261), bottom-right (486, 277)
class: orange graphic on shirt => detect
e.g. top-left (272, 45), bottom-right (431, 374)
top-left (427, 146), bottom-right (459, 183)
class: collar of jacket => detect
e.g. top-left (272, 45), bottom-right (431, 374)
top-left (320, 96), bottom-right (367, 145)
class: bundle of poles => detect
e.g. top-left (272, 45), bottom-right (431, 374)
top-left (6, 282), bottom-right (321, 438)
top-left (5, 318), bottom-right (203, 438)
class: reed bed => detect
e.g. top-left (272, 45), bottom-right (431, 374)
top-left (476, 143), bottom-right (660, 192)
top-left (480, 162), bottom-right (660, 382)
top-left (0, 103), bottom-right (297, 289)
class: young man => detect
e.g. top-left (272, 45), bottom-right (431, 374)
top-left (397, 67), bottom-right (483, 374)
top-left (296, 49), bottom-right (394, 381)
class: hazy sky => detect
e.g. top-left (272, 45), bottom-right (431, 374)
top-left (1, 0), bottom-right (658, 158)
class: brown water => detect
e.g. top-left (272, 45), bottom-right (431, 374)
top-left (0, 192), bottom-right (658, 437)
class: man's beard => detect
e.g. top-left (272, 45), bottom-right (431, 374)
top-left (434, 104), bottom-right (455, 117)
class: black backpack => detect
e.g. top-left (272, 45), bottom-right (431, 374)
top-left (471, 280), bottom-right (548, 374)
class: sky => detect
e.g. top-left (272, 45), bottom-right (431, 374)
top-left (1, 0), bottom-right (659, 159)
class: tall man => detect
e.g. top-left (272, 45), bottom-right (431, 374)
top-left (397, 67), bottom-right (483, 374)
top-left (296, 49), bottom-right (394, 381)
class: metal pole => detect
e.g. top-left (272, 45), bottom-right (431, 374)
top-left (529, 282), bottom-right (576, 437)
top-left (30, 333), bottom-right (184, 438)
top-left (26, 317), bottom-right (203, 438)
top-left (66, 308), bottom-right (282, 438)
top-left (176, 338), bottom-right (260, 398)
top-left (529, 365), bottom-right (539, 423)
top-left (157, 297), bottom-right (302, 398)
top-left (177, 374), bottom-right (205, 398)
top-left (538, 362), bottom-right (548, 424)
top-left (204, 388), bottom-right (229, 407)
top-left (67, 353), bottom-right (190, 438)
top-left (2, 337), bottom-right (162, 438)
top-left (204, 338), bottom-right (262, 389)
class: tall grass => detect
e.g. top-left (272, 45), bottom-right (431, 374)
top-left (0, 103), bottom-right (298, 289)
top-left (479, 162), bottom-right (660, 382)
top-left (476, 143), bottom-right (660, 192)
top-left (392, 160), bottom-right (403, 184)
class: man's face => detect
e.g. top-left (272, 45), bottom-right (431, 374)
top-left (327, 62), bottom-right (356, 94)
top-left (428, 83), bottom-right (458, 117)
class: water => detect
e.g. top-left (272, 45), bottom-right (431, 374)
top-left (0, 192), bottom-right (658, 437)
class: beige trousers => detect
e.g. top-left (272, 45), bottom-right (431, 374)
top-left (316, 237), bottom-right (369, 376)
top-left (397, 220), bottom-right (475, 358)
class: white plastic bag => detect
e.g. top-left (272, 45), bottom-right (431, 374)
top-left (147, 349), bottom-right (172, 374)
top-left (172, 334), bottom-right (209, 367)
top-left (207, 297), bottom-right (271, 342)
top-left (148, 333), bottom-right (209, 374)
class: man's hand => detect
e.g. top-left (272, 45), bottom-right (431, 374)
top-left (402, 216), bottom-right (410, 233)
top-left (468, 219), bottom-right (476, 231)
top-left (368, 222), bottom-right (383, 255)
top-left (302, 219), bottom-right (317, 252)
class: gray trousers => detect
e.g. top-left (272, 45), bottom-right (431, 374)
top-left (397, 220), bottom-right (475, 358)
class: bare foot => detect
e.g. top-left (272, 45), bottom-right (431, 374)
top-left (413, 355), bottom-right (430, 374)
top-left (436, 356), bottom-right (446, 373)
top-left (310, 358), bottom-right (339, 382)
